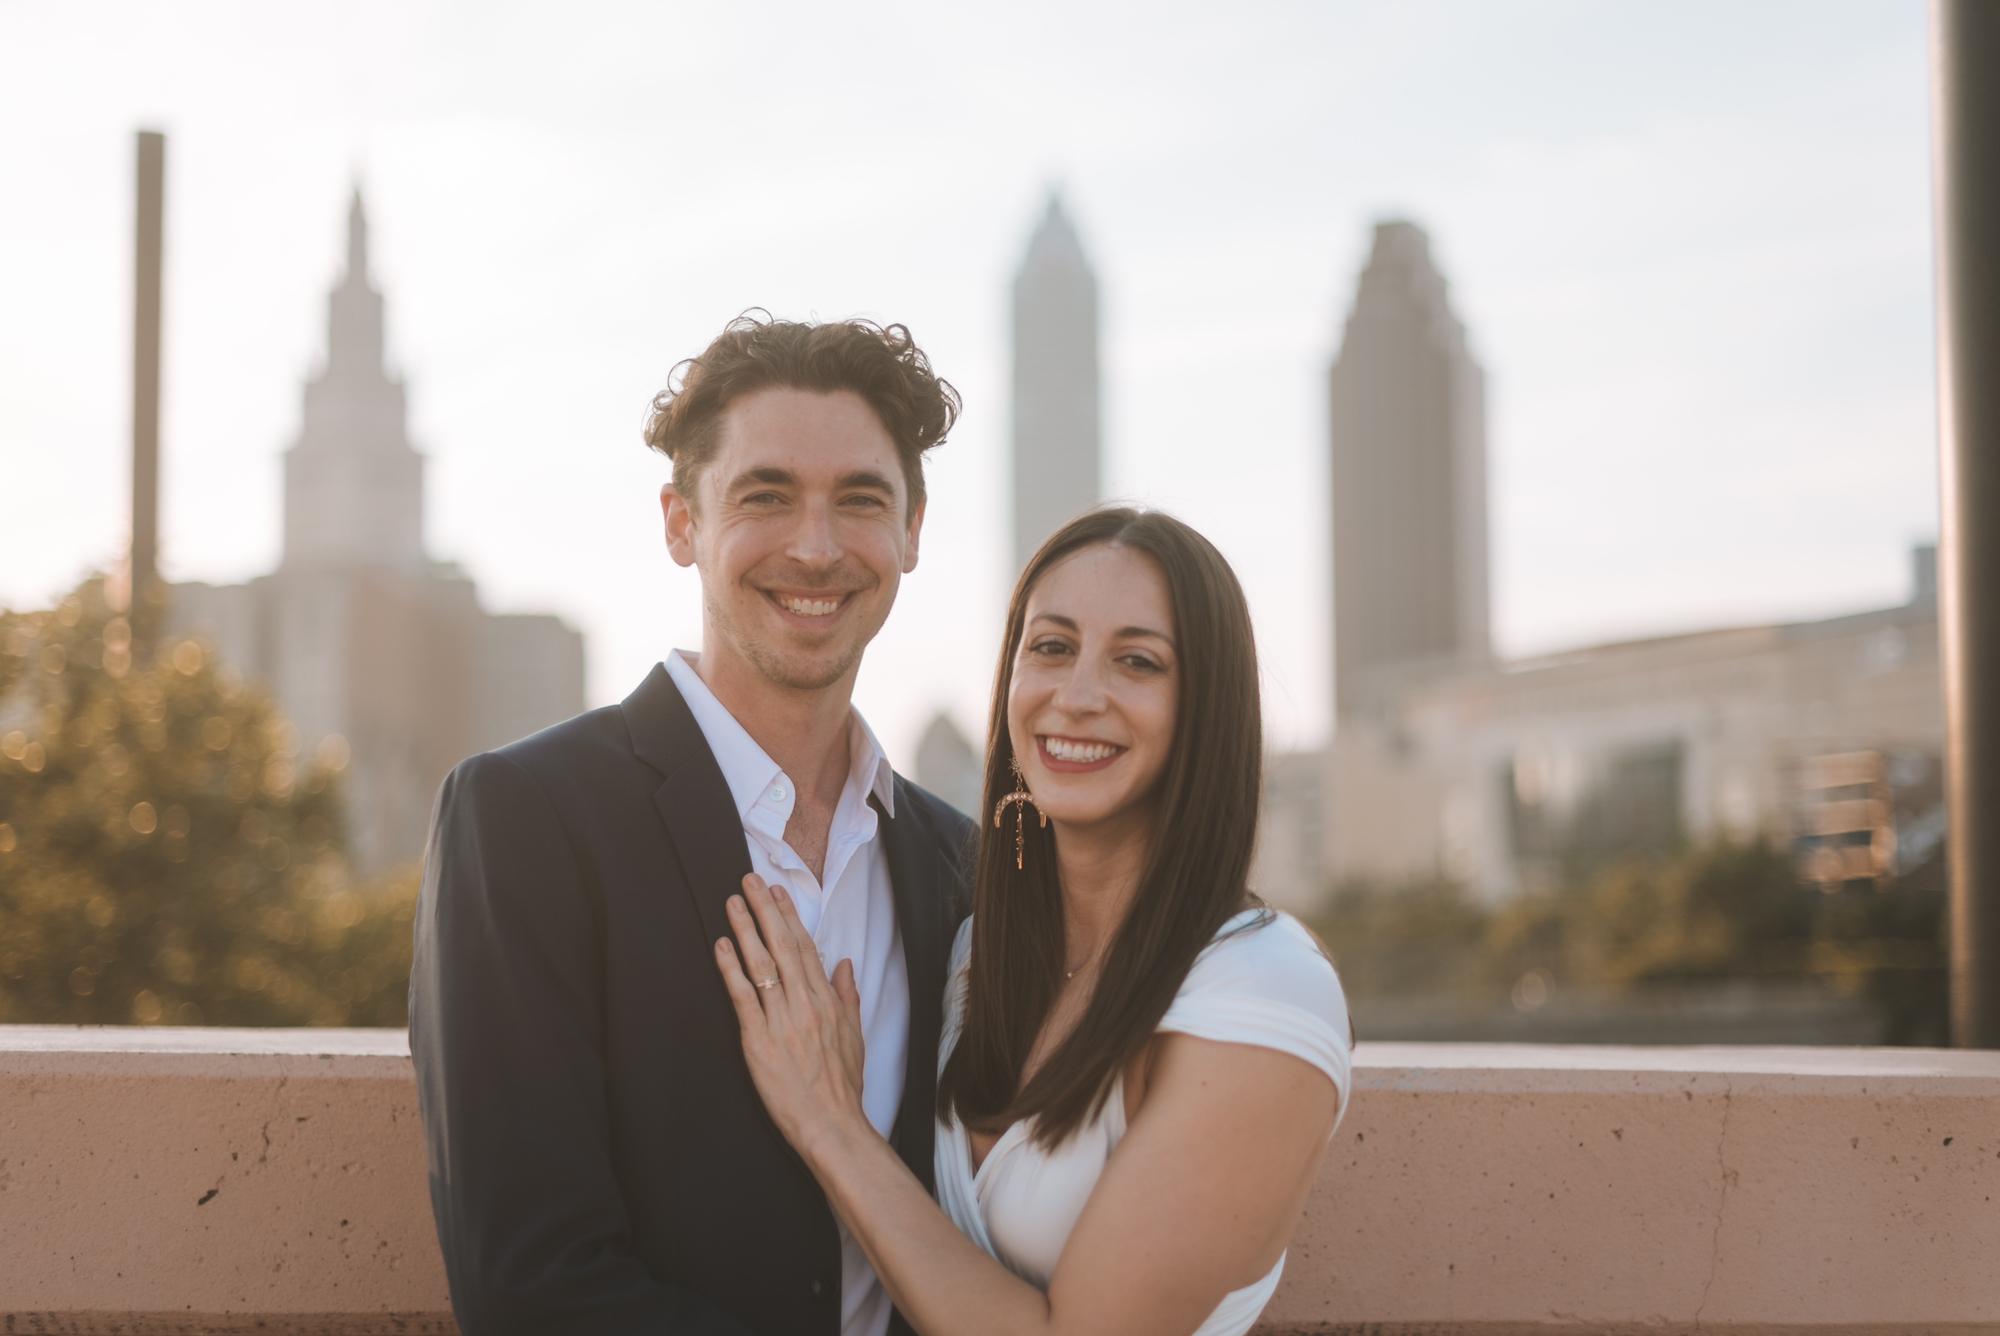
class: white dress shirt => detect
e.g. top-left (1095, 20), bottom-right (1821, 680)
top-left (665, 651), bottom-right (907, 1336)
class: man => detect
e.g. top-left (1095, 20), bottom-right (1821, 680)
top-left (410, 313), bottom-right (974, 1335)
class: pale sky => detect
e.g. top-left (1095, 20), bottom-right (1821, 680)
top-left (0, 0), bottom-right (1939, 767)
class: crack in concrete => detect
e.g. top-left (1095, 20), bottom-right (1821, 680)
top-left (257, 1073), bottom-right (290, 1166)
top-left (1693, 1079), bottom-right (1735, 1330)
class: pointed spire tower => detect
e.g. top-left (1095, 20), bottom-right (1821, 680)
top-left (1328, 219), bottom-right (1490, 718)
top-left (1010, 188), bottom-right (1102, 575)
top-left (281, 186), bottom-right (426, 569)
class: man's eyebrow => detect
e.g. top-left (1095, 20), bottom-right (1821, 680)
top-left (1027, 612), bottom-right (1175, 647)
top-left (722, 467), bottom-right (897, 496)
top-left (724, 466), bottom-right (796, 493)
top-left (835, 469), bottom-right (898, 495)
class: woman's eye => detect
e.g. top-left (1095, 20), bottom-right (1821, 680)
top-left (1027, 639), bottom-right (1072, 657)
top-left (1121, 655), bottom-right (1164, 673)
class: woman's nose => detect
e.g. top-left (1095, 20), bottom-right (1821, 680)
top-left (1051, 655), bottom-right (1110, 713)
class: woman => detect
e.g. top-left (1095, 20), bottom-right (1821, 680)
top-left (715, 507), bottom-right (1352, 1336)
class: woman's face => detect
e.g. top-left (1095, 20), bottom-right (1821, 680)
top-left (1007, 542), bottom-right (1178, 831)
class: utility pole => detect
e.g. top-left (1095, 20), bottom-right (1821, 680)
top-left (1932, 1), bottom-right (2000, 1046)
top-left (130, 130), bottom-right (165, 639)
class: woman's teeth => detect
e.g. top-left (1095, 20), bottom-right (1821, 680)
top-left (775, 594), bottom-right (841, 617)
top-left (1043, 737), bottom-right (1121, 763)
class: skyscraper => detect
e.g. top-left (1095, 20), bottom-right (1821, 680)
top-left (1010, 190), bottom-right (1102, 576)
top-left (1328, 220), bottom-right (1490, 718)
top-left (168, 187), bottom-right (585, 873)
top-left (282, 190), bottom-right (425, 571)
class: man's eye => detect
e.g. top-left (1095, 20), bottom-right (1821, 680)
top-left (742, 492), bottom-right (783, 506)
top-left (842, 494), bottom-right (887, 510)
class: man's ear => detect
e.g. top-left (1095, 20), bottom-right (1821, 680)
top-left (902, 496), bottom-right (926, 574)
top-left (661, 483), bottom-right (698, 568)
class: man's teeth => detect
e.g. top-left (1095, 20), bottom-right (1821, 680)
top-left (775, 595), bottom-right (841, 617)
top-left (1043, 737), bottom-right (1121, 763)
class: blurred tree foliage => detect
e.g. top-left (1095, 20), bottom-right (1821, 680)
top-left (0, 577), bottom-right (415, 1026)
top-left (1315, 838), bottom-right (1948, 1044)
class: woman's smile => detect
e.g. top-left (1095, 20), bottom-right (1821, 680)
top-left (1036, 734), bottom-right (1128, 772)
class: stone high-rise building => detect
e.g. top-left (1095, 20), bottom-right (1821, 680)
top-left (1010, 191), bottom-right (1102, 577)
top-left (169, 189), bottom-right (585, 874)
top-left (282, 191), bottom-right (426, 572)
top-left (1328, 220), bottom-right (1490, 718)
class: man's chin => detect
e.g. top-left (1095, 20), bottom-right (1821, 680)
top-left (748, 643), bottom-right (863, 694)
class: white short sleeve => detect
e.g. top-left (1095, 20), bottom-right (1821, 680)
top-left (1157, 911), bottom-right (1355, 1131)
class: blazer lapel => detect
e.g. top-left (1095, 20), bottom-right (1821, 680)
top-left (621, 663), bottom-right (751, 951)
top-left (627, 664), bottom-right (953, 1194)
top-left (877, 782), bottom-right (951, 1191)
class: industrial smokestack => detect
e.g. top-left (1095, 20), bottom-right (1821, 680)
top-left (131, 129), bottom-right (164, 614)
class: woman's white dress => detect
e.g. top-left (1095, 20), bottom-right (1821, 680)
top-left (933, 909), bottom-right (1353, 1336)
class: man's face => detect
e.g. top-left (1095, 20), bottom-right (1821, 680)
top-left (662, 386), bottom-right (923, 697)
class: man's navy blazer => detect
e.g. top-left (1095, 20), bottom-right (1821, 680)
top-left (409, 663), bottom-right (975, 1335)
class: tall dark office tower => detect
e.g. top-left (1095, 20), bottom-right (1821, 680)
top-left (1010, 190), bottom-right (1102, 576)
top-left (1329, 220), bottom-right (1490, 718)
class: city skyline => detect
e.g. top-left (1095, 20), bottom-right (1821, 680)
top-left (0, 0), bottom-right (1939, 767)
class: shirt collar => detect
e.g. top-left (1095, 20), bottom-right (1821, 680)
top-left (665, 651), bottom-right (896, 823)
top-left (848, 701), bottom-right (898, 820)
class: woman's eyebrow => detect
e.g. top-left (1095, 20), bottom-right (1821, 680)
top-left (1028, 611), bottom-right (1174, 646)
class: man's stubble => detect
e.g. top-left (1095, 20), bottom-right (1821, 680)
top-left (704, 581), bottom-right (870, 695)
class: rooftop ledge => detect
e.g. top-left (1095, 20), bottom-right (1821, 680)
top-left (3, 1030), bottom-right (1997, 1335)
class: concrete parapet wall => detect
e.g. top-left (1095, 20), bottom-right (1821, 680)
top-left (1, 1030), bottom-right (1995, 1334)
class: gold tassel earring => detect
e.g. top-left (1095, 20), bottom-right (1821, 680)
top-left (993, 755), bottom-right (1047, 870)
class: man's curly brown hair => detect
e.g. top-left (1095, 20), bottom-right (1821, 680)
top-left (643, 311), bottom-right (961, 513)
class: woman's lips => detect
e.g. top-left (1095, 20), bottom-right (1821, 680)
top-left (1036, 734), bottom-right (1127, 773)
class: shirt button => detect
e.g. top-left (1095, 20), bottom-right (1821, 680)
top-left (810, 1278), bottom-right (826, 1298)
top-left (769, 782), bottom-right (788, 803)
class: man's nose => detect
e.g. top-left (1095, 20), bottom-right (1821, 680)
top-left (784, 500), bottom-right (842, 567)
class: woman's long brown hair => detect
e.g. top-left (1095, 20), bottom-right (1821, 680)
top-left (937, 507), bottom-right (1266, 1148)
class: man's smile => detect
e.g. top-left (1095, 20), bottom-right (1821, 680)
top-left (763, 588), bottom-right (858, 622)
